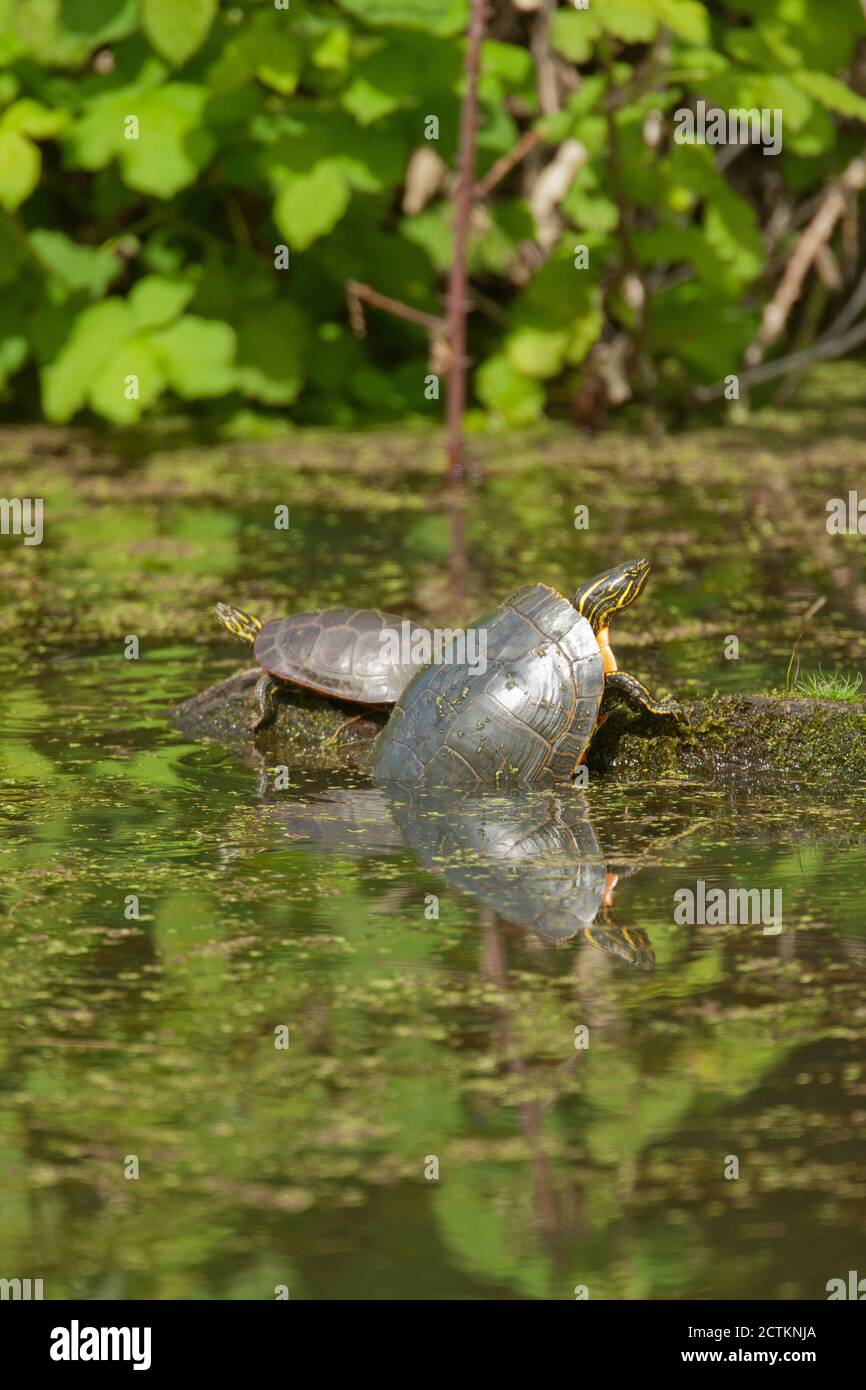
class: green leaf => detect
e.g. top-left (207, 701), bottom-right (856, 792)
top-left (0, 290), bottom-right (28, 388)
top-left (0, 98), bottom-right (69, 139)
top-left (664, 144), bottom-right (765, 292)
top-left (341, 78), bottom-right (400, 126)
top-left (67, 90), bottom-right (134, 172)
top-left (469, 204), bottom-right (527, 277)
top-left (87, 336), bottom-right (166, 423)
top-left (597, 0), bottom-right (709, 45)
top-left (476, 353), bottom-right (544, 425)
top-left (121, 85), bottom-right (215, 197)
top-left (207, 11), bottom-right (302, 94)
top-left (540, 81), bottom-right (608, 150)
top-left (234, 302), bottom-right (308, 405)
top-left (129, 275), bottom-right (195, 330)
top-left (273, 161), bottom-right (351, 249)
top-left (725, 26), bottom-right (798, 71)
top-left (262, 109), bottom-right (407, 196)
top-left (746, 0), bottom-right (865, 74)
top-left (69, 78), bottom-right (213, 196)
top-left (58, 0), bottom-right (140, 50)
top-left (348, 362), bottom-right (405, 412)
top-left (339, 31), bottom-right (461, 126)
top-left (0, 215), bottom-right (26, 290)
top-left (566, 302), bottom-right (605, 366)
top-left (700, 72), bottom-right (812, 133)
top-left (0, 73), bottom-right (20, 105)
top-left (0, 0), bottom-right (138, 66)
top-left (651, 283), bottom-right (755, 380)
top-left (794, 70), bottom-right (866, 123)
top-left (141, 0), bottom-right (217, 67)
top-left (506, 326), bottom-right (569, 380)
top-left (29, 230), bottom-right (122, 299)
top-left (41, 299), bottom-right (132, 422)
top-left (502, 247), bottom-right (604, 382)
top-left (562, 187), bottom-right (619, 234)
top-left (654, 0), bottom-right (710, 44)
top-left (550, 10), bottom-right (601, 64)
top-left (781, 104), bottom-right (835, 160)
top-left (598, 0), bottom-right (659, 43)
top-left (335, 0), bottom-right (467, 37)
top-left (150, 316), bottom-right (236, 398)
top-left (0, 331), bottom-right (28, 389)
top-left (256, 32), bottom-right (305, 96)
top-left (311, 24), bottom-right (351, 74)
top-left (703, 194), bottom-right (764, 294)
top-left (666, 47), bottom-right (730, 84)
top-left (481, 41), bottom-right (534, 88)
top-left (0, 129), bottom-right (39, 210)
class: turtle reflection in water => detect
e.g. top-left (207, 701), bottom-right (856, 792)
top-left (257, 786), bottom-right (651, 967)
top-left (383, 789), bottom-right (654, 970)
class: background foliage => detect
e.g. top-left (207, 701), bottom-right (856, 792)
top-left (2, 0), bottom-right (866, 430)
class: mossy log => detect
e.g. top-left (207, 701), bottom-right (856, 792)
top-left (171, 673), bottom-right (866, 781)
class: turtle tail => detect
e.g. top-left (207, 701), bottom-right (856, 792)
top-left (215, 602), bottom-right (262, 645)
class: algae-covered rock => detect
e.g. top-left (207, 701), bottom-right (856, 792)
top-left (171, 674), bottom-right (866, 782)
top-left (589, 693), bottom-right (866, 781)
top-left (169, 668), bottom-right (383, 767)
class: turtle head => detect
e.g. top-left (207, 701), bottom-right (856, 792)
top-left (215, 602), bottom-right (262, 646)
top-left (571, 558), bottom-right (650, 634)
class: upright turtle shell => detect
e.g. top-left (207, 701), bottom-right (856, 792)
top-left (370, 584), bottom-right (604, 788)
top-left (254, 608), bottom-right (429, 706)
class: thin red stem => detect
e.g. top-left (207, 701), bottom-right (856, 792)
top-left (445, 0), bottom-right (487, 481)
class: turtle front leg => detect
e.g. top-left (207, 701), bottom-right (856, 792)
top-left (604, 670), bottom-right (685, 720)
top-left (252, 673), bottom-right (281, 732)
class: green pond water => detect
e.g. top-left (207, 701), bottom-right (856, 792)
top-left (1, 404), bottom-right (865, 1300)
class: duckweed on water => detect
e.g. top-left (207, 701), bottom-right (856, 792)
top-left (1, 401), bottom-right (866, 1298)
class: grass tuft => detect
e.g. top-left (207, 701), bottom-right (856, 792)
top-left (794, 667), bottom-right (863, 702)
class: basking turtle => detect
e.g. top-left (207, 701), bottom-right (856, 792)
top-left (370, 557), bottom-right (683, 789)
top-left (215, 602), bottom-right (430, 732)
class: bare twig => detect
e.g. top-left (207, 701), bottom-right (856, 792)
top-left (604, 31), bottom-right (672, 112)
top-left (773, 271), bottom-right (828, 406)
top-left (475, 129), bottom-right (542, 201)
top-left (345, 280), bottom-right (444, 339)
top-left (841, 191), bottom-right (860, 280)
top-left (531, 0), bottom-right (560, 117)
top-left (813, 242), bottom-right (843, 292)
top-left (528, 138), bottom-right (586, 251)
top-left (746, 152), bottom-right (866, 367)
top-left (695, 313), bottom-right (866, 400)
top-left (786, 596), bottom-right (827, 693)
top-left (603, 78), bottom-right (655, 410)
top-left (344, 2), bottom-right (486, 480)
top-left (826, 259), bottom-right (866, 337)
top-left (445, 0), bottom-right (487, 481)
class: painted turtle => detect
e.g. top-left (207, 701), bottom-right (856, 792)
top-left (370, 558), bottom-right (683, 789)
top-left (215, 602), bottom-right (430, 732)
